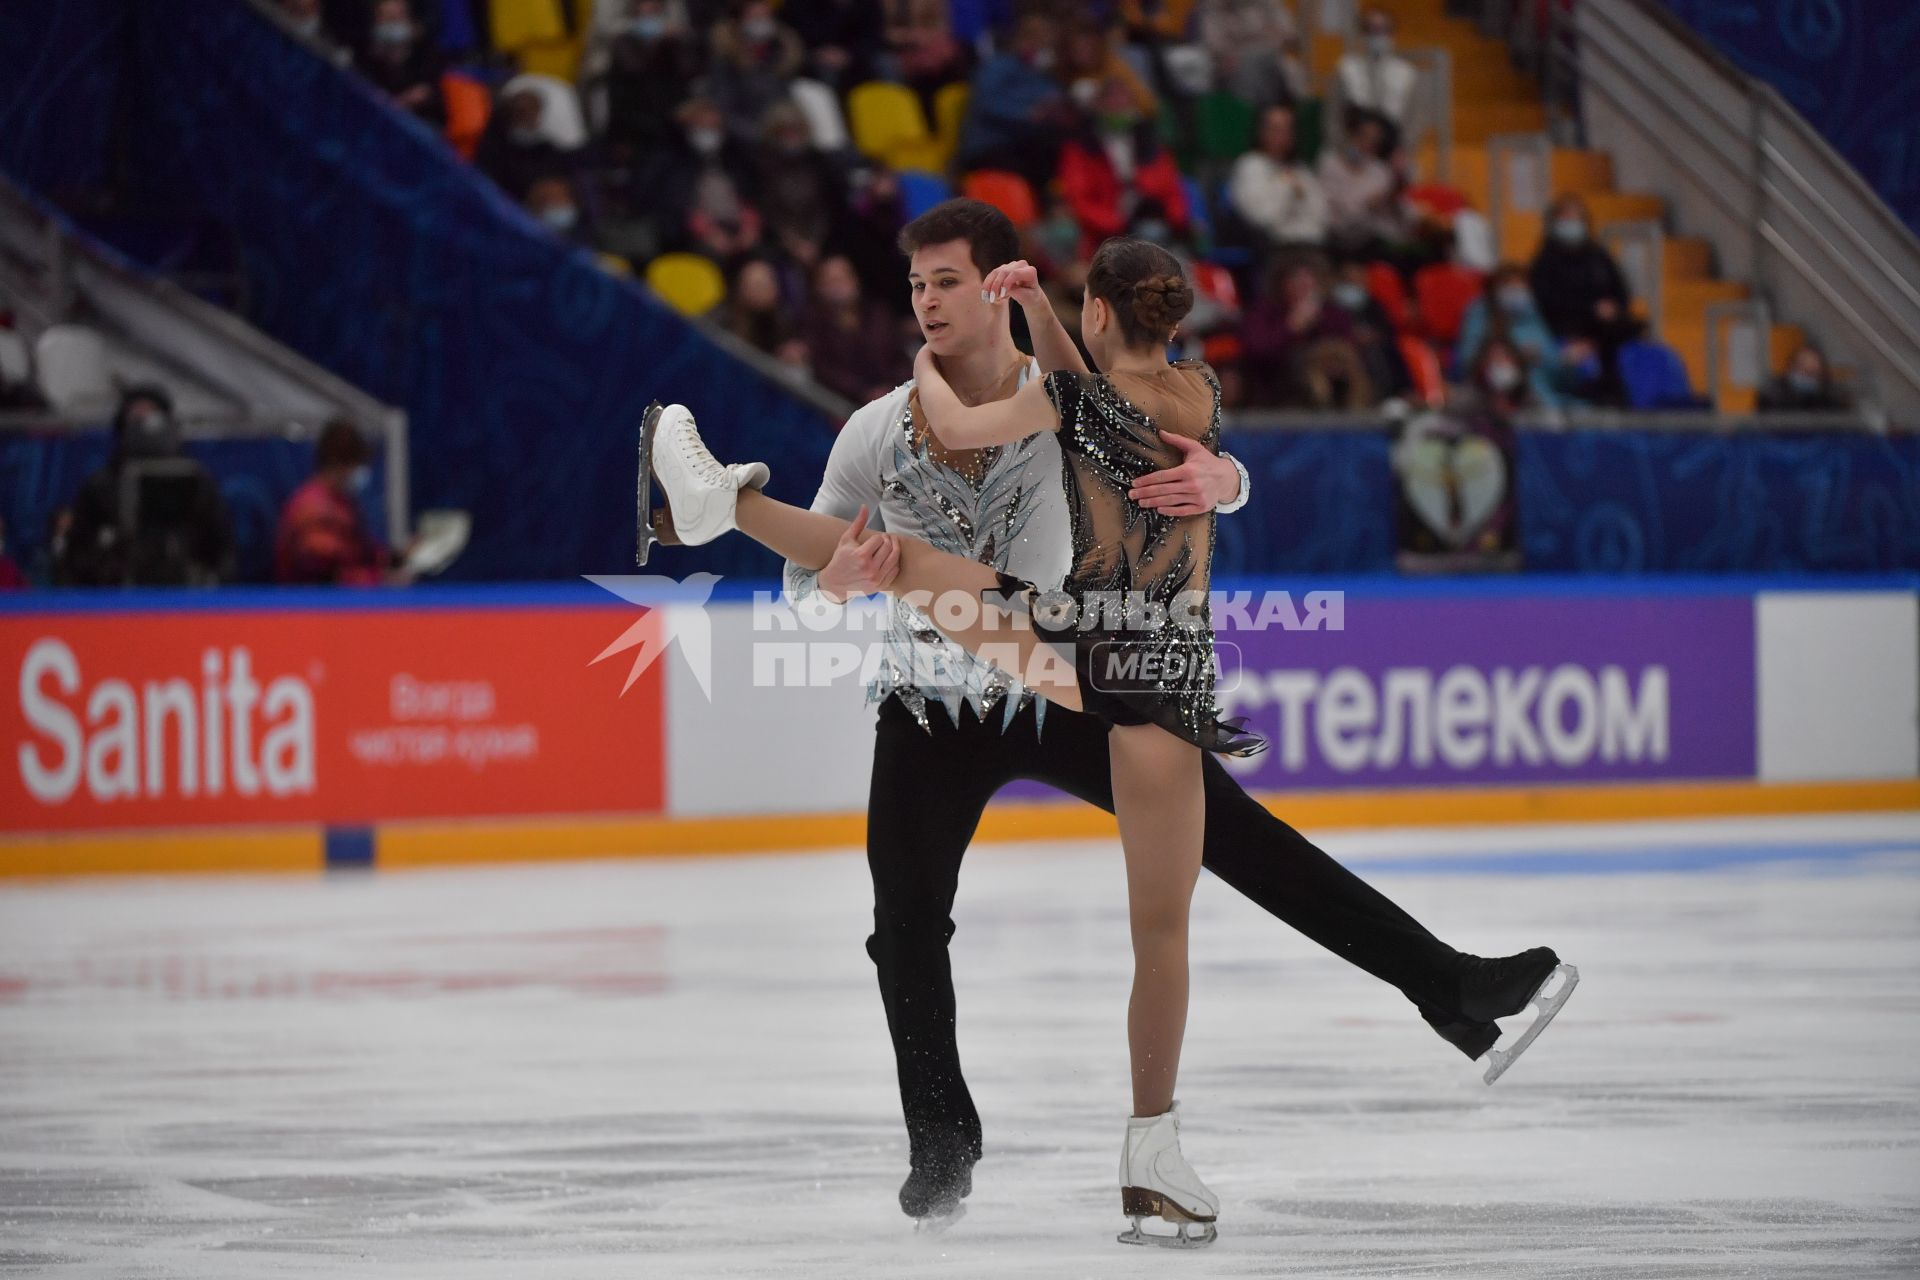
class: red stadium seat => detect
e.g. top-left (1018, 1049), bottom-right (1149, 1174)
top-left (960, 170), bottom-right (1040, 228)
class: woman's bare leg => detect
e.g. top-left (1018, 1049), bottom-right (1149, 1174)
top-left (733, 489), bottom-right (1083, 711)
top-left (1109, 722), bottom-right (1206, 1117)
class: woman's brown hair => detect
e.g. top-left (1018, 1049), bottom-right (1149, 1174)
top-left (1085, 236), bottom-right (1194, 347)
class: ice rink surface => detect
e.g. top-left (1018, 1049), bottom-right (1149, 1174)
top-left (2, 813), bottom-right (1918, 1278)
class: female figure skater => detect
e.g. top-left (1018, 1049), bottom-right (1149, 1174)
top-left (644, 238), bottom-right (1250, 1248)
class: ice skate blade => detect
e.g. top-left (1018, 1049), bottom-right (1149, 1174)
top-left (636, 401), bottom-right (663, 566)
top-left (1482, 963), bottom-right (1579, 1085)
top-left (1118, 1216), bottom-right (1217, 1249)
top-left (913, 1203), bottom-right (965, 1235)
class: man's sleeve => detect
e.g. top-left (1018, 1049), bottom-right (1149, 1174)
top-left (1215, 452), bottom-right (1252, 515)
top-left (781, 392), bottom-right (895, 616)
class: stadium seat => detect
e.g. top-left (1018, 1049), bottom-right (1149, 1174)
top-left (789, 78), bottom-right (851, 152)
top-left (1618, 340), bottom-right (1703, 410)
top-left (490, 0), bottom-right (567, 48)
top-left (1196, 92), bottom-right (1255, 163)
top-left (1413, 262), bottom-right (1484, 345)
top-left (898, 171), bottom-right (954, 220)
top-left (1397, 334), bottom-right (1447, 406)
top-left (932, 83), bottom-right (971, 156)
top-left (960, 170), bottom-right (1039, 227)
top-left (644, 253), bottom-right (726, 317)
top-left (1364, 261), bottom-right (1412, 332)
top-left (34, 325), bottom-right (115, 414)
top-left (848, 82), bottom-right (931, 165)
top-left (441, 73), bottom-right (492, 160)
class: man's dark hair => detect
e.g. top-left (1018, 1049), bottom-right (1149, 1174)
top-left (316, 418), bottom-right (372, 471)
top-left (896, 198), bottom-right (1020, 278)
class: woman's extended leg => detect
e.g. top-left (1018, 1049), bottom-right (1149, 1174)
top-left (733, 489), bottom-right (1085, 712)
top-left (1108, 722), bottom-right (1206, 1117)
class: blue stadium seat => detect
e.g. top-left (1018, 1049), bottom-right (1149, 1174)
top-left (898, 171), bottom-right (953, 221)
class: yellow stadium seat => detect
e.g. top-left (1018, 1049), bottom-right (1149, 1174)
top-left (489, 0), bottom-right (566, 48)
top-left (848, 81), bottom-right (931, 164)
top-left (645, 253), bottom-right (726, 316)
top-left (933, 82), bottom-right (970, 151)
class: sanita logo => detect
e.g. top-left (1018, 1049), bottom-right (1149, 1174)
top-left (17, 639), bottom-right (317, 805)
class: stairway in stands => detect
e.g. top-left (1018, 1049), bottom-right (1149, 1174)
top-left (1310, 0), bottom-right (1805, 409)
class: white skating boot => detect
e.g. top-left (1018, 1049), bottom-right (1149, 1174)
top-left (1117, 1102), bottom-right (1218, 1248)
top-left (637, 402), bottom-right (768, 562)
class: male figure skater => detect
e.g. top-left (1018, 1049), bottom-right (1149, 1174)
top-left (777, 201), bottom-right (1569, 1223)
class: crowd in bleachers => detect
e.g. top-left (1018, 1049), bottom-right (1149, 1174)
top-left (276, 0), bottom-right (1856, 423)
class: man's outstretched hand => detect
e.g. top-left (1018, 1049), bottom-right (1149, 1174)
top-left (1129, 432), bottom-right (1243, 517)
top-left (817, 504), bottom-right (901, 603)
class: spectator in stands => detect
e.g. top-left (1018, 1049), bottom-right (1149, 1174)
top-left (604, 0), bottom-right (705, 156)
top-left (358, 0), bottom-right (445, 127)
top-left (719, 258), bottom-right (795, 355)
top-left (647, 96), bottom-right (764, 261)
top-left (842, 166), bottom-right (912, 317)
top-left (476, 87), bottom-right (576, 201)
top-left (1328, 257), bottom-right (1411, 400)
top-left (804, 254), bottom-right (909, 403)
top-left (279, 0), bottom-right (352, 64)
top-left (1057, 78), bottom-right (1190, 259)
top-left (784, 0), bottom-right (886, 91)
top-left (708, 0), bottom-right (807, 140)
top-left (0, 516), bottom-right (23, 591)
top-left (882, 0), bottom-right (970, 109)
top-left (1759, 343), bottom-right (1851, 412)
top-left (1059, 21), bottom-right (1157, 118)
top-left (1318, 112), bottom-right (1405, 252)
top-left (524, 176), bottom-right (590, 245)
top-left (1409, 221), bottom-right (1484, 348)
top-left (1527, 194), bottom-right (1631, 343)
top-left (1336, 7), bottom-right (1417, 148)
top-left (1458, 264), bottom-right (1571, 408)
top-left (754, 101), bottom-right (846, 266)
top-left (275, 419), bottom-right (403, 586)
top-left (1199, 0), bottom-right (1305, 109)
top-left (1469, 335), bottom-right (1538, 416)
top-left (958, 13), bottom-right (1072, 196)
top-left (1228, 104), bottom-right (1329, 252)
top-left (64, 386), bottom-right (235, 588)
top-left (1241, 256), bottom-right (1368, 407)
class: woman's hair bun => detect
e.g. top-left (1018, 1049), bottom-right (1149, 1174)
top-left (1130, 272), bottom-right (1194, 337)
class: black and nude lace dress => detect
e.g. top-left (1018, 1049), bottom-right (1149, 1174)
top-left (990, 360), bottom-right (1264, 757)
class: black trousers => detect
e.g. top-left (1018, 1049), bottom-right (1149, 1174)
top-left (865, 693), bottom-right (1481, 1168)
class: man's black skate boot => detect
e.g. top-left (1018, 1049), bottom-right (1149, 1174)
top-left (1418, 1002), bottom-right (1501, 1060)
top-left (900, 1148), bottom-right (975, 1222)
top-left (1455, 947), bottom-right (1561, 1023)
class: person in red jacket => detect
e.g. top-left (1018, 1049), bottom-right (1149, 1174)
top-left (1055, 78), bottom-right (1189, 260)
top-left (275, 419), bottom-right (406, 586)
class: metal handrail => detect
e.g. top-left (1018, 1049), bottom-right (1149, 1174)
top-left (1599, 219), bottom-right (1665, 340)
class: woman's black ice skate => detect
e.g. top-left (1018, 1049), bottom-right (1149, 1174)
top-left (900, 1153), bottom-right (974, 1231)
top-left (1456, 947), bottom-right (1580, 1084)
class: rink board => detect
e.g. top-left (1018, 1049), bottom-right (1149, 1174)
top-left (1, 578), bottom-right (1915, 874)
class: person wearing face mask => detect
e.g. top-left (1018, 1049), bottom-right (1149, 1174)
top-left (1228, 104), bottom-right (1330, 254)
top-left (753, 101), bottom-right (845, 261)
top-left (957, 14), bottom-right (1074, 196)
top-left (357, 0), bottom-right (445, 126)
top-left (475, 88), bottom-right (577, 201)
top-left (645, 96), bottom-right (765, 261)
top-left (275, 419), bottom-right (405, 586)
top-left (65, 386), bottom-right (236, 588)
top-left (803, 254), bottom-right (911, 403)
top-left (523, 176), bottom-right (591, 245)
top-left (1327, 258), bottom-right (1412, 400)
top-left (1759, 343), bottom-right (1852, 412)
top-left (1317, 111), bottom-right (1406, 253)
top-left (1056, 78), bottom-right (1190, 261)
top-left (1336, 8), bottom-right (1417, 150)
top-left (1526, 194), bottom-right (1631, 344)
top-left (1457, 265), bottom-right (1576, 409)
top-left (604, 0), bottom-right (704, 154)
top-left (708, 0), bottom-right (807, 140)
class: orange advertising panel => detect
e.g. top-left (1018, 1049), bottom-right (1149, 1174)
top-left (1, 604), bottom-right (664, 832)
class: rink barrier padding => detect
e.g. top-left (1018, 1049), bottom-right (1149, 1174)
top-left (4, 778), bottom-right (1916, 877)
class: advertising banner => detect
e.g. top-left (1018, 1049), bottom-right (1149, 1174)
top-left (1213, 592), bottom-right (1756, 789)
top-left (2, 604), bottom-right (664, 833)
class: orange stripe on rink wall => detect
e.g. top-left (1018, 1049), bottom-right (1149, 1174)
top-left (3, 778), bottom-right (1914, 878)
top-left (0, 827), bottom-right (323, 878)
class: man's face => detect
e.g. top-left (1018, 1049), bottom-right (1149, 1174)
top-left (908, 242), bottom-right (994, 356)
